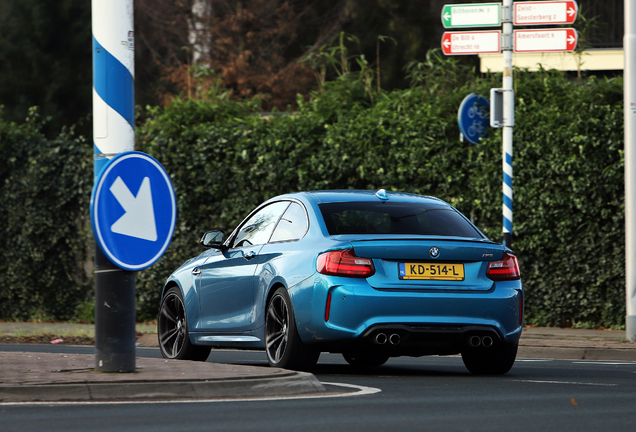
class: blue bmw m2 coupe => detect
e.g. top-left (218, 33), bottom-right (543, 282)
top-left (158, 190), bottom-right (522, 374)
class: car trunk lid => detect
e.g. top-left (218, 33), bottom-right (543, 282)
top-left (347, 237), bottom-right (504, 291)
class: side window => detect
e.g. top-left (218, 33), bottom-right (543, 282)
top-left (270, 202), bottom-right (309, 243)
top-left (231, 202), bottom-right (290, 248)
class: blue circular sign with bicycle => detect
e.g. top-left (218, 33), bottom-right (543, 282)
top-left (91, 151), bottom-right (176, 271)
top-left (458, 93), bottom-right (490, 145)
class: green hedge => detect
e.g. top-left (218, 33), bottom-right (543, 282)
top-left (0, 108), bottom-right (93, 320)
top-left (0, 58), bottom-right (626, 328)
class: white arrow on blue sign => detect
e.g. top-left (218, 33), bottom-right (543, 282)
top-left (91, 151), bottom-right (176, 271)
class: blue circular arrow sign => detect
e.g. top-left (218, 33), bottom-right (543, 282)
top-left (458, 93), bottom-right (490, 145)
top-left (91, 151), bottom-right (176, 271)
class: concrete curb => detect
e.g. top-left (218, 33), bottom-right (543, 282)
top-left (518, 346), bottom-right (636, 361)
top-left (0, 373), bottom-right (325, 403)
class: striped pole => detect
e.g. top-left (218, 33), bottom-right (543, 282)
top-left (502, 0), bottom-right (514, 249)
top-left (625, 0), bottom-right (636, 341)
top-left (92, 0), bottom-right (135, 175)
top-left (92, 0), bottom-right (136, 372)
top-left (503, 124), bottom-right (513, 248)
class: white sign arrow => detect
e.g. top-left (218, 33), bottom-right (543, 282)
top-left (567, 6), bottom-right (575, 16)
top-left (109, 176), bottom-right (158, 241)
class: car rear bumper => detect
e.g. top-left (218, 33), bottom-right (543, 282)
top-left (291, 276), bottom-right (523, 354)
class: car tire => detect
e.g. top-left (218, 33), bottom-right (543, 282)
top-left (342, 351), bottom-right (390, 368)
top-left (265, 287), bottom-right (320, 371)
top-left (461, 342), bottom-right (518, 375)
top-left (158, 287), bottom-right (211, 362)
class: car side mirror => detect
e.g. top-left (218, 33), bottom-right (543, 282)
top-left (200, 230), bottom-right (226, 249)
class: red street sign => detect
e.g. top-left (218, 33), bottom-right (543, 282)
top-left (513, 28), bottom-right (577, 53)
top-left (441, 31), bottom-right (501, 55)
top-left (513, 1), bottom-right (578, 26)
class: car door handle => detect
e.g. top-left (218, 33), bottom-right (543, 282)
top-left (244, 251), bottom-right (256, 261)
top-left (191, 267), bottom-right (201, 275)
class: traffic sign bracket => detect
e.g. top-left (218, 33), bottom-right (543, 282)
top-left (490, 88), bottom-right (514, 128)
top-left (502, 4), bottom-right (512, 22)
top-left (502, 33), bottom-right (513, 50)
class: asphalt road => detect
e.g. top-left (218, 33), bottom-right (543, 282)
top-left (2, 345), bottom-right (636, 432)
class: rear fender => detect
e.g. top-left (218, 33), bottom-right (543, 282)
top-left (161, 269), bottom-right (202, 332)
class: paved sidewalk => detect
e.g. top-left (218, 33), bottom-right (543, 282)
top-left (0, 352), bottom-right (326, 403)
top-left (519, 326), bottom-right (636, 361)
top-left (0, 322), bottom-right (329, 403)
top-left (1, 323), bottom-right (635, 403)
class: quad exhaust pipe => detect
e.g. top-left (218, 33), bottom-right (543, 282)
top-left (375, 333), bottom-right (388, 345)
top-left (374, 333), bottom-right (402, 345)
top-left (469, 335), bottom-right (494, 348)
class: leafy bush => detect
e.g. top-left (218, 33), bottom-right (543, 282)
top-left (0, 108), bottom-right (93, 320)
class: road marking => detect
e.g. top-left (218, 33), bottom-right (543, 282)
top-left (513, 380), bottom-right (616, 387)
top-left (321, 382), bottom-right (382, 396)
top-left (516, 359), bottom-right (554, 362)
top-left (572, 361), bottom-right (636, 365)
top-left (0, 382), bottom-right (381, 406)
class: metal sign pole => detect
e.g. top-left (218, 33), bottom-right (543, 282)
top-left (92, 0), bottom-right (137, 371)
top-left (502, 0), bottom-right (514, 248)
top-left (625, 0), bottom-right (636, 342)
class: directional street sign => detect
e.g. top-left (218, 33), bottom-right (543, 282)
top-left (513, 1), bottom-right (578, 26)
top-left (91, 151), bottom-right (176, 271)
top-left (442, 31), bottom-right (501, 55)
top-left (438, 1), bottom-right (576, 250)
top-left (442, 3), bottom-right (501, 28)
top-left (513, 28), bottom-right (577, 53)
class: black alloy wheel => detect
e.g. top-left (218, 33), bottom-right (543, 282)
top-left (157, 287), bottom-right (211, 361)
top-left (265, 287), bottom-right (319, 371)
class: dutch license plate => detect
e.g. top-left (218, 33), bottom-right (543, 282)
top-left (399, 262), bottom-right (465, 281)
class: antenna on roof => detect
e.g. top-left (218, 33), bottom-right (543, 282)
top-left (375, 189), bottom-right (389, 200)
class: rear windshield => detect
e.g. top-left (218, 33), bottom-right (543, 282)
top-left (319, 202), bottom-right (483, 238)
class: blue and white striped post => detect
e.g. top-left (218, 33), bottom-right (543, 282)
top-left (92, 0), bottom-right (135, 174)
top-left (503, 124), bottom-right (514, 249)
top-left (92, 0), bottom-right (136, 372)
top-left (625, 0), bottom-right (636, 341)
top-left (502, 0), bottom-right (514, 249)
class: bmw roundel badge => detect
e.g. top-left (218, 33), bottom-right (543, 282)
top-left (430, 247), bottom-right (440, 258)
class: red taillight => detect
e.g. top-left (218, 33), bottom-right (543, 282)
top-left (317, 249), bottom-right (375, 278)
top-left (486, 253), bottom-right (521, 281)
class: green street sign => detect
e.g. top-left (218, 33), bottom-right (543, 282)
top-left (441, 3), bottom-right (502, 28)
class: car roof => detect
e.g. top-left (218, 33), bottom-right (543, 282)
top-left (278, 190), bottom-right (449, 206)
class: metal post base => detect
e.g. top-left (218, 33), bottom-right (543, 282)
top-left (95, 247), bottom-right (137, 372)
top-left (95, 352), bottom-right (136, 372)
top-left (503, 232), bottom-right (512, 250)
top-left (627, 315), bottom-right (636, 342)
